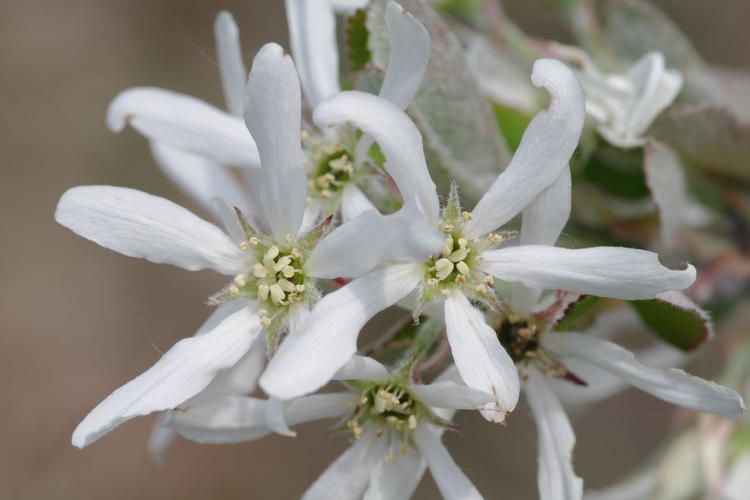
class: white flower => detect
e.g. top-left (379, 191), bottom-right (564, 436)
top-left (171, 359), bottom-right (491, 500)
top-left (494, 162), bottom-right (744, 500)
top-left (553, 44), bottom-right (683, 148)
top-left (109, 3), bottom-right (429, 224)
top-left (57, 42), bottom-right (438, 448)
top-left (260, 58), bottom-right (697, 424)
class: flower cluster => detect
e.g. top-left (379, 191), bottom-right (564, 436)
top-left (56, 1), bottom-right (746, 499)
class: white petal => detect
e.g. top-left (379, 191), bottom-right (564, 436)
top-left (413, 424), bottom-right (484, 500)
top-left (260, 263), bottom-right (422, 399)
top-left (724, 451), bottom-right (750, 500)
top-left (313, 91), bottom-right (440, 226)
top-left (71, 305), bottom-right (262, 447)
top-left (625, 52), bottom-right (683, 138)
top-left (465, 59), bottom-right (585, 239)
top-left (379, 1), bottom-right (430, 110)
top-left (214, 11), bottom-right (247, 117)
top-left (330, 0), bottom-right (369, 13)
top-left (174, 391), bottom-right (355, 444)
top-left (443, 291), bottom-right (520, 422)
top-left (266, 397), bottom-right (297, 437)
top-left (149, 142), bottom-right (248, 219)
top-left (194, 333), bottom-right (267, 399)
top-left (524, 367), bottom-right (583, 500)
top-left (55, 186), bottom-right (248, 275)
top-left (341, 183), bottom-right (377, 222)
top-left (644, 140), bottom-right (712, 249)
top-left (305, 201), bottom-right (443, 279)
top-left (244, 43), bottom-right (307, 239)
top-left (482, 245), bottom-right (696, 300)
top-left (147, 413), bottom-right (177, 464)
top-left (364, 451), bottom-right (426, 500)
top-left (107, 87), bottom-right (260, 168)
top-left (334, 355), bottom-right (389, 381)
top-left (410, 381), bottom-right (494, 410)
top-left (304, 428), bottom-right (388, 500)
top-left (288, 301), bottom-right (311, 337)
top-left (544, 332), bottom-right (745, 420)
top-left (211, 197), bottom-right (249, 244)
top-left (511, 167), bottom-right (571, 315)
top-left (285, 0), bottom-right (340, 109)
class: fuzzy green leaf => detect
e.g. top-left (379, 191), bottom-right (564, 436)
top-left (632, 291), bottom-right (713, 351)
top-left (346, 9), bottom-right (371, 73)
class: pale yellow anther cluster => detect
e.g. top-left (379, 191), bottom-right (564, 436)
top-left (252, 244), bottom-right (305, 307)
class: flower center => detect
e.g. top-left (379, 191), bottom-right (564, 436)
top-left (345, 382), bottom-right (425, 462)
top-left (496, 318), bottom-right (540, 363)
top-left (302, 131), bottom-right (356, 202)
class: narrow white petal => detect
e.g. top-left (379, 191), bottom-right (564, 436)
top-left (266, 397), bottom-right (297, 437)
top-left (148, 413), bottom-right (177, 464)
top-left (482, 245), bottom-right (696, 300)
top-left (71, 305), bottom-right (262, 447)
top-left (341, 183), bottom-right (377, 222)
top-left (625, 52), bottom-right (683, 138)
top-left (465, 59), bottom-right (584, 239)
top-left (511, 167), bottom-right (571, 315)
top-left (443, 291), bottom-right (520, 422)
top-left (414, 424), bottom-right (484, 500)
top-left (55, 186), bottom-right (248, 275)
top-left (244, 43), bottom-right (307, 239)
top-left (410, 381), bottom-right (494, 410)
top-left (261, 263), bottom-right (422, 399)
top-left (644, 140), bottom-right (712, 249)
top-left (305, 201), bottom-right (443, 279)
top-left (195, 333), bottom-right (267, 399)
top-left (149, 142), bottom-right (248, 219)
top-left (107, 87), bottom-right (259, 168)
top-left (334, 355), bottom-right (389, 381)
top-left (174, 391), bottom-right (355, 444)
top-left (524, 367), bottom-right (583, 500)
top-left (379, 1), bottom-right (430, 109)
top-left (214, 11), bottom-right (247, 117)
top-left (285, 0), bottom-right (340, 108)
top-left (364, 451), bottom-right (425, 500)
top-left (314, 91), bottom-right (440, 226)
top-left (330, 0), bottom-right (369, 13)
top-left (544, 332), bottom-right (745, 420)
top-left (303, 428), bottom-right (388, 500)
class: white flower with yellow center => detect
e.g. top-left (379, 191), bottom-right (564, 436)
top-left (553, 44), bottom-right (683, 149)
top-left (169, 358), bottom-right (492, 499)
top-left (260, 58), bottom-right (697, 425)
top-left (108, 2), bottom-right (429, 226)
top-left (56, 41), bottom-right (439, 449)
top-left (483, 165), bottom-right (745, 500)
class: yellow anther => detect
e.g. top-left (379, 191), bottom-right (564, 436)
top-left (441, 236), bottom-right (454, 257)
top-left (316, 175), bottom-right (331, 189)
top-left (475, 284), bottom-right (487, 294)
top-left (320, 190), bottom-right (332, 199)
top-left (258, 309), bottom-right (268, 317)
top-left (474, 255), bottom-right (484, 265)
top-left (449, 247), bottom-right (469, 262)
top-left (483, 275), bottom-right (493, 285)
top-left (282, 265), bottom-right (295, 279)
top-left (427, 278), bottom-right (439, 287)
top-left (441, 288), bottom-right (451, 298)
top-left (273, 256), bottom-right (292, 272)
top-left (269, 284), bottom-right (286, 304)
top-left (457, 238), bottom-right (468, 248)
top-left (252, 263), bottom-right (268, 278)
top-left (434, 258), bottom-right (454, 281)
top-left (249, 236), bottom-right (260, 246)
top-left (385, 453), bottom-right (397, 463)
top-left (284, 234), bottom-right (293, 244)
top-left (239, 241), bottom-right (250, 250)
top-left (400, 446), bottom-right (410, 455)
top-left (233, 274), bottom-right (247, 287)
top-left (454, 274), bottom-right (466, 284)
top-left (456, 261), bottom-right (470, 276)
top-left (300, 130), bottom-right (310, 141)
top-left (462, 211), bottom-right (473, 221)
top-left (260, 316), bottom-right (271, 326)
top-left (408, 414), bottom-right (417, 430)
top-left (228, 286), bottom-right (240, 297)
top-left (258, 284), bottom-right (270, 302)
top-left (295, 284), bottom-right (306, 293)
top-left (291, 248), bottom-right (301, 259)
top-left (441, 223), bottom-right (454, 233)
top-left (353, 426), bottom-right (364, 439)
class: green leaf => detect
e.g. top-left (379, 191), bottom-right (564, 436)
top-left (554, 295), bottom-right (600, 331)
top-left (650, 105), bottom-right (750, 182)
top-left (346, 9), bottom-right (371, 73)
top-left (581, 144), bottom-right (650, 199)
top-left (632, 291), bottom-right (714, 351)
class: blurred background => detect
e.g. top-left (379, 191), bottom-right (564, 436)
top-left (1, 0), bottom-right (748, 498)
